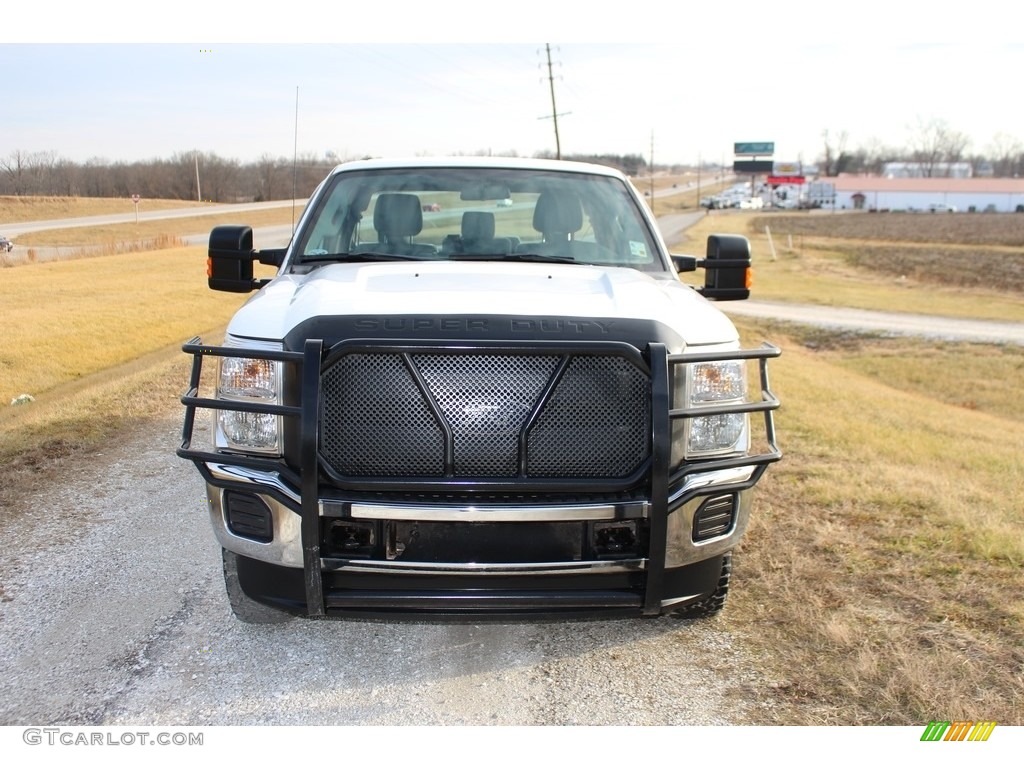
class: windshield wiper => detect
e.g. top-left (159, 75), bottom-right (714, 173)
top-left (447, 252), bottom-right (576, 265)
top-left (300, 251), bottom-right (431, 264)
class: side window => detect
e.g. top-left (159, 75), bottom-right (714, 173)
top-left (302, 201), bottom-right (349, 256)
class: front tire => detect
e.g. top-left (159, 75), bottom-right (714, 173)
top-left (667, 552), bottom-right (731, 619)
top-left (221, 548), bottom-right (293, 624)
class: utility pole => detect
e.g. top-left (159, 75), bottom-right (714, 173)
top-left (696, 153), bottom-right (701, 210)
top-left (649, 131), bottom-right (655, 202)
top-left (544, 43), bottom-right (562, 160)
top-left (194, 151), bottom-right (201, 202)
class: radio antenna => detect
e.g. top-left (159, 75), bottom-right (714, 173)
top-left (292, 86), bottom-right (299, 232)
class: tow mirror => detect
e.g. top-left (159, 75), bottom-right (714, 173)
top-left (703, 234), bottom-right (751, 301)
top-left (207, 226), bottom-right (284, 293)
top-left (672, 235), bottom-right (752, 301)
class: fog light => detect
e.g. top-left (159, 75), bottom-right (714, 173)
top-left (224, 491), bottom-right (273, 543)
top-left (692, 495), bottom-right (736, 542)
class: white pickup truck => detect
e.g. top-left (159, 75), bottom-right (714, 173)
top-left (178, 157), bottom-right (780, 623)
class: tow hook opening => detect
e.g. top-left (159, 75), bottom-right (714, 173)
top-left (592, 521), bottom-right (639, 558)
top-left (325, 520), bottom-right (376, 558)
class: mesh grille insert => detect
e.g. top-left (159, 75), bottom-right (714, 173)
top-left (527, 356), bottom-right (650, 477)
top-left (414, 353), bottom-right (559, 476)
top-left (321, 353), bottom-right (444, 476)
top-left (319, 348), bottom-right (650, 482)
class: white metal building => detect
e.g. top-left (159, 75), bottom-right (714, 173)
top-left (823, 176), bottom-right (1024, 213)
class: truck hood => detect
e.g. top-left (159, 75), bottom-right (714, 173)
top-left (227, 261), bottom-right (739, 350)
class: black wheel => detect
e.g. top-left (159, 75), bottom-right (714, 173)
top-left (667, 552), bottom-right (732, 619)
top-left (221, 548), bottom-right (293, 625)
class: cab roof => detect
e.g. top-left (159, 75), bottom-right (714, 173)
top-left (327, 156), bottom-right (629, 180)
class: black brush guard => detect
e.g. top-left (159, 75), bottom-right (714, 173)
top-left (178, 337), bottom-right (781, 617)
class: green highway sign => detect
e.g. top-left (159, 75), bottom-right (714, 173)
top-left (734, 142), bottom-right (775, 156)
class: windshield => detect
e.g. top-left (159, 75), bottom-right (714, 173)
top-left (292, 167), bottom-right (667, 272)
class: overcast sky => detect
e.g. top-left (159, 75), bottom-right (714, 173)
top-left (4, 2), bottom-right (1021, 167)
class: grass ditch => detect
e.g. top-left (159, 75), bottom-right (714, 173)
top-left (0, 349), bottom-right (198, 513)
top-left (0, 242), bottom-right (277, 512)
top-left (1, 233), bottom-right (188, 267)
top-left (728, 318), bottom-right (1023, 724)
top-left (0, 245), bottom-right (263, 403)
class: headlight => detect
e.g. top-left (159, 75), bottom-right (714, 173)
top-left (672, 360), bottom-right (750, 464)
top-left (215, 350), bottom-right (282, 455)
top-left (220, 357), bottom-right (277, 399)
top-left (690, 361), bottom-right (745, 402)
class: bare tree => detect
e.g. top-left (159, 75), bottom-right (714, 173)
top-left (820, 130), bottom-right (849, 176)
top-left (987, 132), bottom-right (1024, 178)
top-left (254, 154), bottom-right (285, 202)
top-left (1, 150), bottom-right (30, 195)
top-left (907, 117), bottom-right (970, 176)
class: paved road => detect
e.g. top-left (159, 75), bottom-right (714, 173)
top-left (0, 199), bottom-right (305, 238)
top-left (657, 211), bottom-right (705, 247)
top-left (3, 201), bottom-right (303, 261)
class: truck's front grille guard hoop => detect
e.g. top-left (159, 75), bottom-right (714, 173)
top-left (178, 337), bottom-right (781, 617)
top-left (178, 337), bottom-right (307, 495)
top-left (667, 342), bottom-right (782, 487)
top-left (644, 342), bottom-right (781, 614)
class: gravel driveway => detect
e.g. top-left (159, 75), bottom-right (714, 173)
top-left (0, 416), bottom-right (772, 726)
top-left (722, 300), bottom-right (1024, 345)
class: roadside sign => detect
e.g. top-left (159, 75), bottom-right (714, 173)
top-left (733, 160), bottom-right (773, 173)
top-left (734, 142), bottom-right (774, 156)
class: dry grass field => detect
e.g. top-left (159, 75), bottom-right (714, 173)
top-left (753, 212), bottom-right (1024, 294)
top-left (0, 243), bottom-right (254, 512)
top-left (1, 197), bottom-right (1022, 725)
top-left (674, 210), bottom-right (1024, 322)
top-left (731, 320), bottom-right (1023, 725)
top-left (691, 209), bottom-right (1024, 724)
top-left (753, 210), bottom-right (1024, 246)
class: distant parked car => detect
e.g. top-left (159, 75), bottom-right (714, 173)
top-left (421, 202), bottom-right (442, 212)
top-left (0, 236), bottom-right (13, 253)
top-left (928, 203), bottom-right (958, 213)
